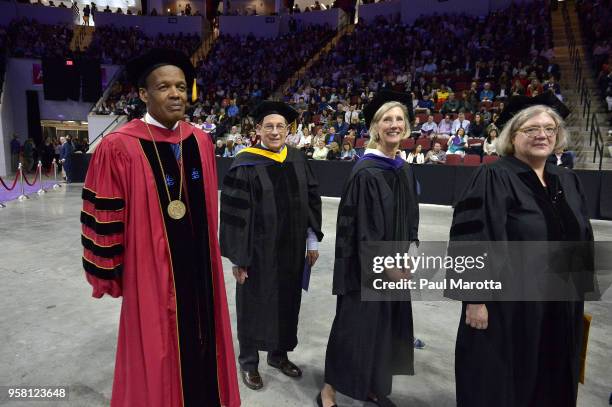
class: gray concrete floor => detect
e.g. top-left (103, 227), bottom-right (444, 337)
top-left (0, 185), bottom-right (611, 407)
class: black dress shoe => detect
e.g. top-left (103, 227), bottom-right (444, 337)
top-left (240, 369), bottom-right (263, 390)
top-left (316, 392), bottom-right (338, 407)
top-left (267, 357), bottom-right (302, 377)
top-left (367, 395), bottom-right (396, 407)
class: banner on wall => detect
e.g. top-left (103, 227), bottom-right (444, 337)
top-left (32, 64), bottom-right (43, 85)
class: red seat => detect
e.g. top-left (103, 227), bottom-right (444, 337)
top-left (416, 113), bottom-right (428, 123)
top-left (433, 113), bottom-right (443, 123)
top-left (400, 138), bottom-right (415, 150)
top-left (463, 154), bottom-right (481, 166)
top-left (467, 138), bottom-right (483, 147)
top-left (445, 154), bottom-right (462, 165)
top-left (355, 138), bottom-right (366, 148)
top-left (435, 138), bottom-right (448, 150)
top-left (465, 113), bottom-right (473, 121)
top-left (482, 155), bottom-right (500, 164)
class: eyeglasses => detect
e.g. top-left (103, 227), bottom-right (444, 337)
top-left (262, 124), bottom-right (288, 133)
top-left (517, 126), bottom-right (558, 138)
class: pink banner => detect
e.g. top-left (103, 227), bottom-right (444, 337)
top-left (32, 63), bottom-right (43, 85)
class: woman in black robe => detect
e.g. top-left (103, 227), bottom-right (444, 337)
top-left (318, 90), bottom-right (419, 407)
top-left (448, 93), bottom-right (594, 407)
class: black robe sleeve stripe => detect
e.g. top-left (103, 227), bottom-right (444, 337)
top-left (82, 187), bottom-right (125, 211)
top-left (338, 204), bottom-right (357, 217)
top-left (220, 193), bottom-right (251, 210)
top-left (80, 211), bottom-right (125, 235)
top-left (454, 196), bottom-right (484, 215)
top-left (222, 174), bottom-right (249, 192)
top-left (81, 234), bottom-right (124, 258)
top-left (220, 210), bottom-right (247, 228)
top-left (82, 257), bottom-right (123, 280)
top-left (450, 220), bottom-right (485, 237)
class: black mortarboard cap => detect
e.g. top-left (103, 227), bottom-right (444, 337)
top-left (126, 48), bottom-right (195, 89)
top-left (363, 89), bottom-right (414, 127)
top-left (250, 101), bottom-right (299, 124)
top-left (495, 93), bottom-right (570, 130)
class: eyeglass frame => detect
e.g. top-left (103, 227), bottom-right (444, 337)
top-left (261, 124), bottom-right (288, 133)
top-left (516, 125), bottom-right (559, 138)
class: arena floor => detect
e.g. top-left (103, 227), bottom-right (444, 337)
top-left (0, 185), bottom-right (611, 407)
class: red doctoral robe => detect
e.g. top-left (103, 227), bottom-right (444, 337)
top-left (81, 119), bottom-right (240, 407)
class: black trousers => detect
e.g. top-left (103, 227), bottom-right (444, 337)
top-left (238, 341), bottom-right (288, 371)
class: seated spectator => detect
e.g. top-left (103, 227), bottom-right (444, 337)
top-left (334, 115), bottom-right (348, 137)
top-left (234, 136), bottom-right (246, 154)
top-left (104, 5), bottom-right (111, 12)
top-left (483, 128), bottom-right (498, 156)
top-left (339, 140), bottom-right (357, 161)
top-left (458, 91), bottom-right (475, 113)
top-left (469, 113), bottom-right (486, 139)
top-left (436, 85), bottom-right (451, 104)
top-left (406, 144), bottom-right (425, 164)
top-left (420, 115), bottom-right (438, 138)
top-left (426, 142), bottom-right (446, 164)
top-left (247, 130), bottom-right (260, 147)
top-left (223, 140), bottom-right (236, 158)
top-left (302, 141), bottom-right (314, 159)
top-left (526, 78), bottom-right (543, 97)
top-left (215, 140), bottom-right (226, 156)
top-left (437, 114), bottom-right (452, 138)
top-left (325, 126), bottom-right (341, 145)
top-left (447, 128), bottom-right (468, 156)
top-left (479, 82), bottom-right (495, 102)
top-left (327, 142), bottom-right (341, 160)
top-left (286, 130), bottom-right (301, 147)
top-left (411, 116), bottom-right (423, 139)
top-left (298, 127), bottom-right (312, 148)
top-left (441, 93), bottom-right (460, 115)
top-left (416, 94), bottom-right (434, 113)
top-left (312, 139), bottom-right (328, 160)
top-left (451, 111), bottom-right (470, 135)
top-left (543, 75), bottom-right (562, 101)
top-left (226, 125), bottom-right (240, 141)
top-left (151, 7), bottom-right (158, 15)
top-left (116, 7), bottom-right (123, 14)
top-left (547, 147), bottom-right (574, 169)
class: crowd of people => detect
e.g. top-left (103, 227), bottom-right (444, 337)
top-left (199, 1), bottom-right (572, 166)
top-left (86, 27), bottom-right (201, 64)
top-left (576, 0), bottom-right (612, 117)
top-left (4, 18), bottom-right (73, 59)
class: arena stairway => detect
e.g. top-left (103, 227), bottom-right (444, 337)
top-left (272, 23), bottom-right (356, 101)
top-left (70, 25), bottom-right (95, 52)
top-left (190, 21), bottom-right (219, 66)
top-left (550, 1), bottom-right (612, 170)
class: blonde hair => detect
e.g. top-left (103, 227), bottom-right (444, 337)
top-left (366, 101), bottom-right (411, 149)
top-left (496, 105), bottom-right (569, 156)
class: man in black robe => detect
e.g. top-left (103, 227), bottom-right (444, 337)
top-left (220, 101), bottom-right (324, 390)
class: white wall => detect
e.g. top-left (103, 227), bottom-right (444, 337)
top-left (4, 59), bottom-right (120, 144)
top-left (0, 75), bottom-right (15, 177)
top-left (93, 13), bottom-right (203, 35)
top-left (401, 0), bottom-right (534, 24)
top-left (401, 0), bottom-right (488, 24)
top-left (219, 15), bottom-right (281, 37)
top-left (0, 2), bottom-right (73, 25)
top-left (358, 0), bottom-right (400, 24)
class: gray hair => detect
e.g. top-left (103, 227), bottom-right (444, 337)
top-left (366, 101), bottom-right (411, 149)
top-left (496, 105), bottom-right (569, 156)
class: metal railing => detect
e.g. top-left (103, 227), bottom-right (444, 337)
top-left (561, 2), bottom-right (605, 170)
top-left (87, 115), bottom-right (124, 151)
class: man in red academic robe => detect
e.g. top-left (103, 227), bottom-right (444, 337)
top-left (81, 48), bottom-right (240, 407)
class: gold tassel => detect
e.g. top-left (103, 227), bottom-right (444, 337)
top-left (579, 313), bottom-right (592, 384)
top-left (192, 79), bottom-right (197, 103)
